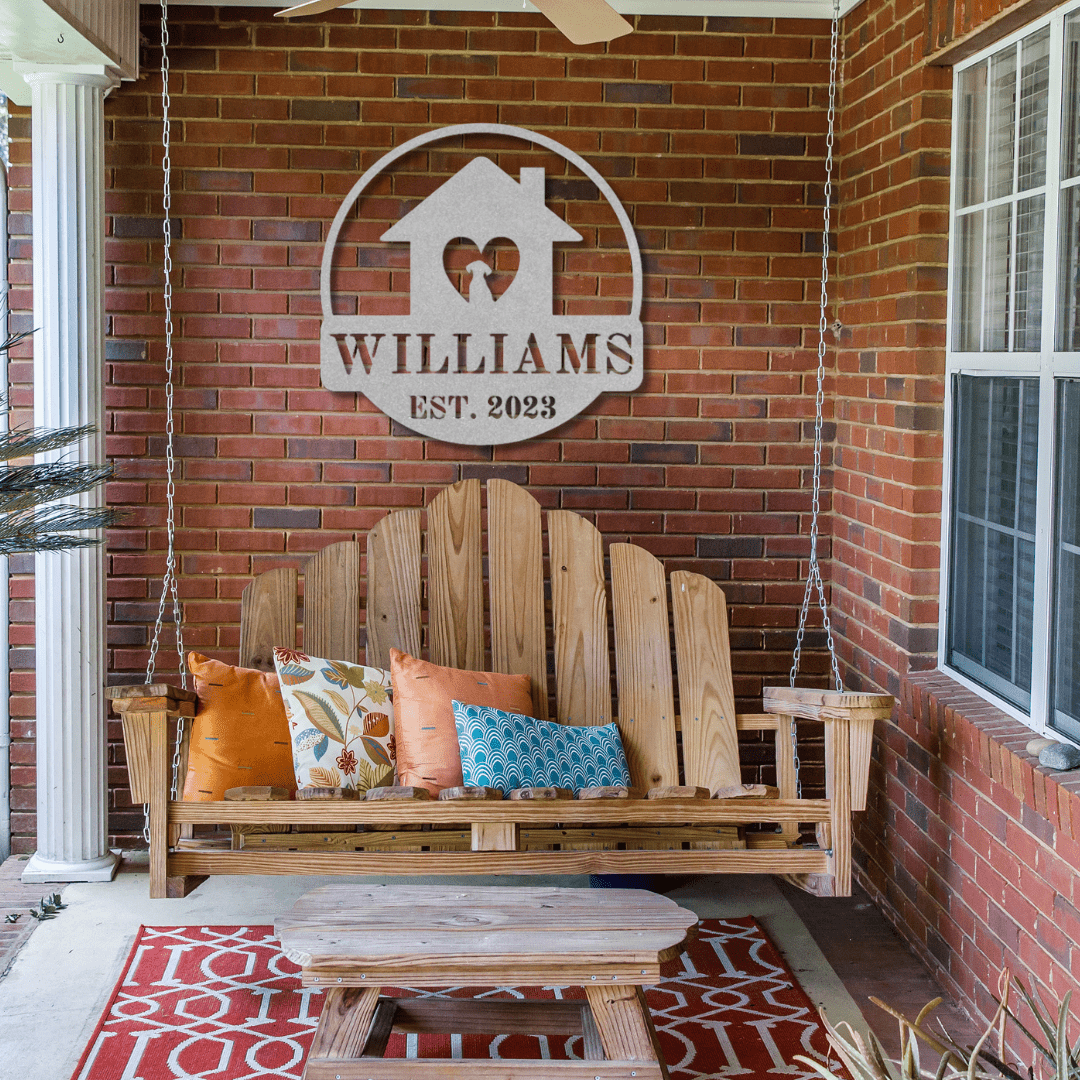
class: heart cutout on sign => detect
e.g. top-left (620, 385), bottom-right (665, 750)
top-left (443, 237), bottom-right (520, 306)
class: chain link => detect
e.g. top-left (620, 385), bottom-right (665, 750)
top-left (143, 0), bottom-right (185, 840)
top-left (788, 0), bottom-right (844, 800)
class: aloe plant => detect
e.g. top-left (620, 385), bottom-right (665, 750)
top-left (795, 969), bottom-right (1079, 1080)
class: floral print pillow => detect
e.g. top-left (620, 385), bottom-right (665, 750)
top-left (272, 647), bottom-right (396, 792)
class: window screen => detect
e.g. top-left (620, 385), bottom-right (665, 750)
top-left (947, 375), bottom-right (1040, 709)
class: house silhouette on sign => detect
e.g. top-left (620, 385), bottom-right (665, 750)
top-left (381, 157), bottom-right (583, 320)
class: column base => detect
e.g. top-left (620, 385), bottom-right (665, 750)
top-left (21, 849), bottom-right (121, 883)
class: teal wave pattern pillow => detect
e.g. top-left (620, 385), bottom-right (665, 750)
top-left (452, 701), bottom-right (631, 792)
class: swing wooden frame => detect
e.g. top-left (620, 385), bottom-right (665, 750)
top-left (108, 477), bottom-right (893, 899)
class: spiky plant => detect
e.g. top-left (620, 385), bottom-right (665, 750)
top-left (0, 294), bottom-right (119, 554)
top-left (795, 969), bottom-right (1079, 1080)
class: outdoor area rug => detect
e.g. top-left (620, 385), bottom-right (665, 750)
top-left (71, 917), bottom-right (845, 1080)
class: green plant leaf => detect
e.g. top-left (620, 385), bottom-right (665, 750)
top-left (294, 691), bottom-right (344, 743)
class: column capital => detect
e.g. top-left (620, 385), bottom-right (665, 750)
top-left (14, 63), bottom-right (119, 89)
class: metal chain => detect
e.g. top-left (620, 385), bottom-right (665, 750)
top-left (143, 0), bottom-right (186, 840)
top-left (789, 0), bottom-right (844, 800)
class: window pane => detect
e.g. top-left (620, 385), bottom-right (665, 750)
top-left (984, 203), bottom-right (1012, 350)
top-left (1063, 12), bottom-right (1080, 181)
top-left (1014, 194), bottom-right (1045, 350)
top-left (1018, 28), bottom-right (1050, 191)
top-left (954, 211), bottom-right (984, 350)
top-left (957, 63), bottom-right (987, 207)
top-left (1060, 186), bottom-right (1080, 350)
top-left (988, 48), bottom-right (1017, 199)
top-left (948, 375), bottom-right (1039, 711)
top-left (1051, 380), bottom-right (1080, 740)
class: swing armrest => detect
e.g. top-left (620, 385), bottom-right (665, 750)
top-left (106, 683), bottom-right (198, 717)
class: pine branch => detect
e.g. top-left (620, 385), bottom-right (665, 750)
top-left (0, 422), bottom-right (99, 463)
top-left (0, 505), bottom-right (119, 556)
top-left (0, 462), bottom-right (114, 510)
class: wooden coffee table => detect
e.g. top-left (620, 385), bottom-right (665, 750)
top-left (275, 883), bottom-right (698, 1080)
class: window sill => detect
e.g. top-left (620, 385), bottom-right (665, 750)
top-left (904, 669), bottom-right (1080, 838)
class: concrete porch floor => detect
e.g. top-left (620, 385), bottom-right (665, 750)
top-left (0, 855), bottom-right (983, 1078)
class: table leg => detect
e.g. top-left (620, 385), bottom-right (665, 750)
top-left (585, 985), bottom-right (670, 1080)
top-left (309, 986), bottom-right (382, 1063)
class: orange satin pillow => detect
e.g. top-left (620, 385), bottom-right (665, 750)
top-left (390, 648), bottom-right (534, 794)
top-left (181, 653), bottom-right (297, 801)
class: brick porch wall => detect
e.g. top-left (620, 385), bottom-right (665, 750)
top-left (4, 8), bottom-right (839, 851)
top-left (834, 0), bottom-right (1080, 1047)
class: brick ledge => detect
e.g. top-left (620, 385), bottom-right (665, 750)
top-left (904, 669), bottom-right (1080, 842)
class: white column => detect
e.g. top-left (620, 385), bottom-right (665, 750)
top-left (21, 67), bottom-right (119, 883)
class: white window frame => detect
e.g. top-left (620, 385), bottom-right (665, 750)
top-left (940, 0), bottom-right (1080, 737)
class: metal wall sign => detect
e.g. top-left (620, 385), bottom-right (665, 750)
top-left (320, 123), bottom-right (643, 445)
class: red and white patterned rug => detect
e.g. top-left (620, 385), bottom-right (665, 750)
top-left (71, 917), bottom-right (845, 1079)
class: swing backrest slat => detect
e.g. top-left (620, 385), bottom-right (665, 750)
top-left (487, 478), bottom-right (549, 722)
top-left (671, 570), bottom-right (742, 792)
top-left (427, 478), bottom-right (484, 671)
top-left (365, 508), bottom-right (422, 670)
top-left (239, 567), bottom-right (298, 671)
top-left (303, 541), bottom-right (361, 664)
top-left (548, 509), bottom-right (610, 727)
top-left (609, 542), bottom-right (680, 789)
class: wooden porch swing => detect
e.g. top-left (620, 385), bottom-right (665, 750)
top-left (109, 475), bottom-right (893, 899)
top-left (106, 0), bottom-right (893, 899)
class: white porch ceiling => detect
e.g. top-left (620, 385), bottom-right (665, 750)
top-left (195, 0), bottom-right (866, 24)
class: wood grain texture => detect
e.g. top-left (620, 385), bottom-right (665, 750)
top-left (171, 797), bottom-right (831, 826)
top-left (121, 712), bottom-right (153, 804)
top-left (107, 683), bottom-right (198, 703)
top-left (609, 543), bottom-right (679, 790)
top-left (472, 822), bottom-right (518, 850)
top-left (303, 541), bottom-right (361, 663)
top-left (849, 715), bottom-right (875, 812)
top-left (225, 786), bottom-right (291, 801)
top-left (762, 685), bottom-right (894, 720)
top-left (438, 786), bottom-right (502, 801)
top-left (149, 713), bottom-right (170, 899)
top-left (305, 1061), bottom-right (663, 1080)
top-left (585, 985), bottom-right (669, 1078)
top-left (385, 997), bottom-right (585, 1035)
top-left (239, 567), bottom-right (297, 670)
top-left (670, 570), bottom-right (742, 792)
top-left (487, 479), bottom-right (548, 720)
top-left (276, 885), bottom-right (697, 984)
top-left (309, 986), bottom-right (381, 1060)
top-left (827, 714), bottom-right (852, 896)
top-left (366, 508), bottom-right (422, 668)
top-left (361, 1000), bottom-right (398, 1057)
top-left (509, 787), bottom-right (573, 801)
top-left (548, 509), bottom-right (611, 726)
top-left (170, 846), bottom-right (831, 880)
top-left (773, 717), bottom-right (800, 844)
top-left (427, 478), bottom-right (483, 671)
top-left (242, 830), bottom-right (471, 852)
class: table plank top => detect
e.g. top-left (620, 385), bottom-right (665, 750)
top-left (275, 884), bottom-right (698, 986)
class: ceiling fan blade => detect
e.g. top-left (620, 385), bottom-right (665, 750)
top-left (275, 0), bottom-right (353, 17)
top-left (531, 0), bottom-right (633, 44)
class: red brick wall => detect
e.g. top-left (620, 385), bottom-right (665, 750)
top-left (4, 7), bottom-right (839, 850)
top-left (834, 0), bottom-right (1080, 1048)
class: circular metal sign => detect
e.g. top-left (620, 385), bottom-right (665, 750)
top-left (319, 123), bottom-right (644, 445)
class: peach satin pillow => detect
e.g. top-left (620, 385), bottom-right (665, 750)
top-left (181, 653), bottom-right (297, 801)
top-left (389, 648), bottom-right (534, 794)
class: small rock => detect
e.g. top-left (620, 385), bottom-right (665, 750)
top-left (1039, 741), bottom-right (1080, 771)
top-left (1027, 737), bottom-right (1055, 757)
